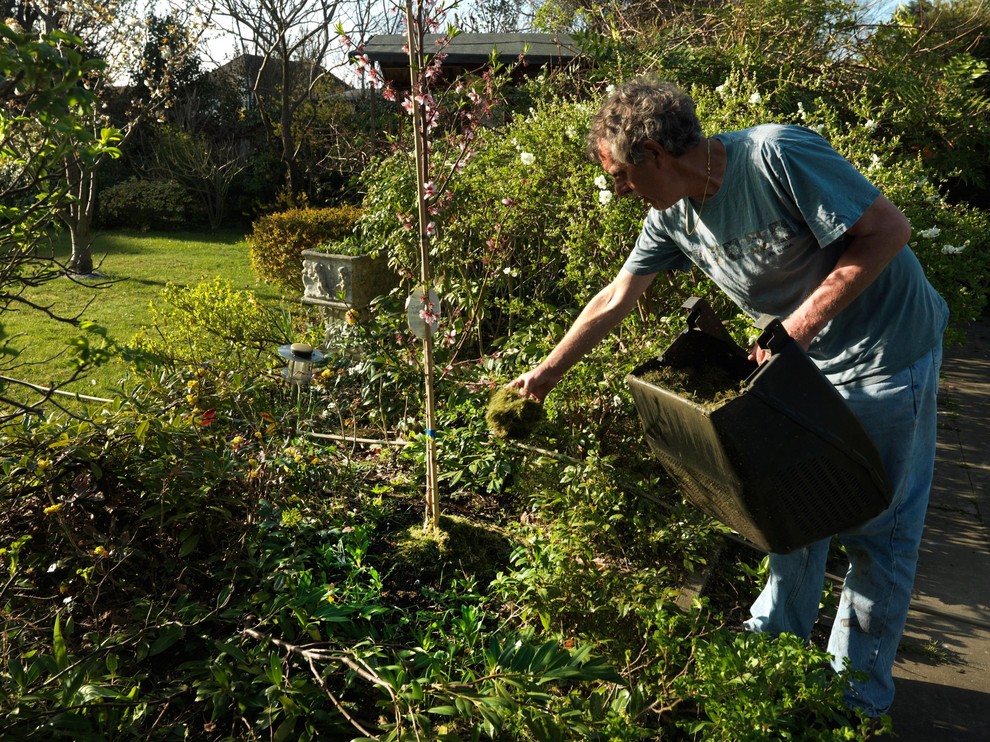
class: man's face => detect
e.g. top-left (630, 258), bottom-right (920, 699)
top-left (597, 140), bottom-right (671, 211)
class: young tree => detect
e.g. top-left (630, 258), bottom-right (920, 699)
top-left (149, 125), bottom-right (246, 229)
top-left (0, 22), bottom-right (120, 416)
top-left (15, 0), bottom-right (208, 275)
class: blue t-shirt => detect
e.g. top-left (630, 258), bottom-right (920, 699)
top-left (623, 124), bottom-right (948, 386)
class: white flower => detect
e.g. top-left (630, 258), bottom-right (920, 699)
top-left (598, 190), bottom-right (613, 205)
top-left (565, 125), bottom-right (577, 139)
top-left (748, 91), bottom-right (762, 105)
top-left (606, 84), bottom-right (615, 95)
top-left (797, 102), bottom-right (807, 121)
top-left (864, 119), bottom-right (877, 131)
top-left (520, 151), bottom-right (535, 166)
top-left (919, 226), bottom-right (940, 239)
top-left (716, 83), bottom-right (727, 97)
top-left (812, 124), bottom-right (825, 134)
top-left (502, 267), bottom-right (519, 277)
top-left (942, 244), bottom-right (966, 255)
top-left (594, 174), bottom-right (609, 190)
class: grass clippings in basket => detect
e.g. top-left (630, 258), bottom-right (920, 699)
top-left (486, 386), bottom-right (544, 440)
top-left (640, 363), bottom-right (744, 409)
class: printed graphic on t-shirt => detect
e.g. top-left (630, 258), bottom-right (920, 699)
top-left (719, 220), bottom-right (795, 261)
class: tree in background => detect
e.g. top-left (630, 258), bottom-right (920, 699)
top-left (11, 0), bottom-right (207, 274)
top-left (0, 22), bottom-right (120, 415)
top-left (568, 0), bottom-right (990, 207)
top-left (216, 0), bottom-right (346, 200)
top-left (875, 0), bottom-right (990, 205)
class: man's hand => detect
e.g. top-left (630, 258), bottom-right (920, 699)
top-left (747, 344), bottom-right (772, 365)
top-left (747, 316), bottom-right (813, 364)
top-left (507, 368), bottom-right (557, 404)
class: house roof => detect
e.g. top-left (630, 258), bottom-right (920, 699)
top-left (361, 32), bottom-right (583, 67)
top-left (212, 53), bottom-right (351, 93)
top-left (359, 32), bottom-right (585, 88)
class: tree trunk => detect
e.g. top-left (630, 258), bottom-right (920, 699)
top-left (280, 55), bottom-right (299, 198)
top-left (62, 157), bottom-right (96, 275)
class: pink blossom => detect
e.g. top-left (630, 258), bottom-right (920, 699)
top-left (419, 297), bottom-right (440, 326)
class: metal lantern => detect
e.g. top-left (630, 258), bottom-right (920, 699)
top-left (278, 342), bottom-right (325, 385)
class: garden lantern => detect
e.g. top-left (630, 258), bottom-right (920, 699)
top-left (278, 342), bottom-right (325, 385)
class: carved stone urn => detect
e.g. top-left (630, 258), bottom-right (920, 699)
top-left (300, 249), bottom-right (399, 321)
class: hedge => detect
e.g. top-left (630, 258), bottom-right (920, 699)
top-left (247, 205), bottom-right (363, 289)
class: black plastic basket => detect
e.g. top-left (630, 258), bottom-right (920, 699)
top-left (626, 298), bottom-right (891, 553)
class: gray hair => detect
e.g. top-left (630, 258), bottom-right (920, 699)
top-left (587, 78), bottom-right (702, 165)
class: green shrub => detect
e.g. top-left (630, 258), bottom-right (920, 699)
top-left (130, 277), bottom-right (310, 374)
top-left (98, 177), bottom-right (197, 230)
top-left (247, 205), bottom-right (362, 289)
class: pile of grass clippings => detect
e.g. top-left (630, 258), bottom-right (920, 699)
top-left (640, 363), bottom-right (744, 409)
top-left (486, 385), bottom-right (544, 439)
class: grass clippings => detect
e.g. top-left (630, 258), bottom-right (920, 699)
top-left (486, 385), bottom-right (544, 440)
top-left (640, 363), bottom-right (744, 409)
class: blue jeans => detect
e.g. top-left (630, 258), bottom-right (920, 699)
top-left (744, 340), bottom-right (943, 716)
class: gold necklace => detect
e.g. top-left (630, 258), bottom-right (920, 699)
top-left (685, 139), bottom-right (712, 237)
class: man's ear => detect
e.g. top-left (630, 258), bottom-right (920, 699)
top-left (640, 139), bottom-right (666, 164)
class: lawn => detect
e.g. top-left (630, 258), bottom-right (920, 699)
top-left (2, 229), bottom-right (288, 399)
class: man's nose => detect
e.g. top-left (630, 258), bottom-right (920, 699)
top-left (615, 180), bottom-right (632, 197)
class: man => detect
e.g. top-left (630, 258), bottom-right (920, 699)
top-left (510, 78), bottom-right (948, 718)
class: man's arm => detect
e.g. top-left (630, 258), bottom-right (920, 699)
top-left (752, 194), bottom-right (910, 363)
top-left (509, 270), bottom-right (657, 401)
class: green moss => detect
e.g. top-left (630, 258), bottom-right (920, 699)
top-left (394, 515), bottom-right (513, 583)
top-left (485, 385), bottom-right (544, 439)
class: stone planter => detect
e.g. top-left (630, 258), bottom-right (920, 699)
top-left (301, 250), bottom-right (399, 320)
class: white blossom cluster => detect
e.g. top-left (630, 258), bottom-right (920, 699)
top-left (594, 174), bottom-right (612, 205)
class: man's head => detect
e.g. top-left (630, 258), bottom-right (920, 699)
top-left (587, 78), bottom-right (702, 167)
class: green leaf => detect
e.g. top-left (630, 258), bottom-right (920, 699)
top-left (178, 532), bottom-right (200, 558)
top-left (149, 624), bottom-right (185, 656)
top-left (53, 613), bottom-right (68, 672)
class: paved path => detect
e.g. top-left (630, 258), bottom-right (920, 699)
top-left (890, 317), bottom-right (990, 740)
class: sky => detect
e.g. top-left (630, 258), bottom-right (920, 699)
top-left (194, 0), bottom-right (912, 73)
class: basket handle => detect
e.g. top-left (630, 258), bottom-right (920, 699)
top-left (754, 314), bottom-right (792, 355)
top-left (682, 297), bottom-right (738, 347)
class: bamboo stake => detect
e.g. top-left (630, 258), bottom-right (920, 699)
top-left (405, 0), bottom-right (440, 528)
